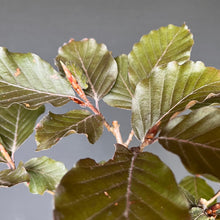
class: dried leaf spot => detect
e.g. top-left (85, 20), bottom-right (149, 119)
top-left (68, 38), bottom-right (75, 43)
top-left (14, 68), bottom-right (21, 77)
top-left (81, 38), bottom-right (88, 41)
top-left (24, 103), bottom-right (30, 108)
top-left (104, 191), bottom-right (111, 199)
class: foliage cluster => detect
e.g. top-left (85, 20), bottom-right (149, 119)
top-left (0, 24), bottom-right (220, 219)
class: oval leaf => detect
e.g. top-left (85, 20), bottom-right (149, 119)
top-left (0, 161), bottom-right (29, 187)
top-left (132, 61), bottom-right (220, 141)
top-left (54, 144), bottom-right (190, 219)
top-left (103, 54), bottom-right (134, 110)
top-left (128, 24), bottom-right (194, 89)
top-left (36, 110), bottom-right (103, 151)
top-left (24, 156), bottom-right (67, 194)
top-left (56, 38), bottom-right (118, 102)
top-left (0, 47), bottom-right (75, 109)
top-left (0, 104), bottom-right (45, 154)
top-left (179, 176), bottom-right (216, 204)
top-left (159, 106), bottom-right (220, 181)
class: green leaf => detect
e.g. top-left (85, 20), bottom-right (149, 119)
top-left (56, 38), bottom-right (118, 102)
top-left (159, 106), bottom-right (220, 181)
top-left (128, 24), bottom-right (194, 89)
top-left (190, 207), bottom-right (212, 220)
top-left (0, 47), bottom-right (75, 109)
top-left (0, 104), bottom-right (45, 154)
top-left (103, 54), bottom-right (134, 110)
top-left (179, 176), bottom-right (216, 204)
top-left (0, 161), bottom-right (29, 187)
top-left (65, 61), bottom-right (88, 89)
top-left (24, 156), bottom-right (67, 195)
top-left (54, 144), bottom-right (190, 220)
top-left (36, 109), bottom-right (103, 151)
top-left (132, 61), bottom-right (220, 141)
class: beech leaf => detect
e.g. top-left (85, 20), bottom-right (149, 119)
top-left (159, 106), bottom-right (220, 181)
top-left (0, 162), bottom-right (29, 187)
top-left (54, 144), bottom-right (190, 219)
top-left (103, 54), bottom-right (134, 110)
top-left (24, 156), bottom-right (67, 195)
top-left (128, 24), bottom-right (194, 89)
top-left (132, 61), bottom-right (220, 141)
top-left (56, 38), bottom-right (118, 102)
top-left (179, 176), bottom-right (216, 205)
top-left (0, 47), bottom-right (75, 109)
top-left (0, 104), bottom-right (45, 154)
top-left (36, 110), bottom-right (103, 151)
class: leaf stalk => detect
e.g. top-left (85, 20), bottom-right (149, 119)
top-left (0, 143), bottom-right (15, 170)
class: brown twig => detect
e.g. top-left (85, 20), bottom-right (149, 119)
top-left (124, 130), bottom-right (134, 147)
top-left (140, 121), bottom-right (161, 151)
top-left (0, 143), bottom-right (15, 170)
top-left (199, 190), bottom-right (220, 209)
top-left (112, 121), bottom-right (123, 144)
top-left (61, 62), bottom-right (126, 144)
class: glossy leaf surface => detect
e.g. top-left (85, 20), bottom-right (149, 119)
top-left (103, 55), bottom-right (134, 109)
top-left (159, 106), bottom-right (220, 181)
top-left (0, 47), bottom-right (75, 109)
top-left (25, 156), bottom-right (67, 194)
top-left (0, 162), bottom-right (29, 187)
top-left (56, 38), bottom-right (118, 102)
top-left (132, 61), bottom-right (220, 141)
top-left (128, 24), bottom-right (194, 89)
top-left (0, 104), bottom-right (45, 154)
top-left (54, 144), bottom-right (190, 220)
top-left (36, 110), bottom-right (103, 151)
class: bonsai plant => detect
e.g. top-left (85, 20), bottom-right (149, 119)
top-left (0, 24), bottom-right (219, 219)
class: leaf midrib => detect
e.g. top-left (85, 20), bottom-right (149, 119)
top-left (154, 80), bottom-right (220, 128)
top-left (0, 80), bottom-right (75, 98)
top-left (40, 114), bottom-right (95, 144)
top-left (158, 136), bottom-right (220, 151)
top-left (150, 27), bottom-right (183, 73)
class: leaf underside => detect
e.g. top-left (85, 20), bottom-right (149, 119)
top-left (132, 61), bottom-right (220, 141)
top-left (128, 24), bottom-right (194, 90)
top-left (56, 38), bottom-right (118, 101)
top-left (25, 156), bottom-right (67, 194)
top-left (159, 106), bottom-right (220, 181)
top-left (35, 109), bottom-right (104, 151)
top-left (54, 144), bottom-right (190, 220)
top-left (0, 162), bottom-right (29, 187)
top-left (179, 176), bottom-right (216, 205)
top-left (0, 47), bottom-right (75, 109)
top-left (0, 104), bottom-right (45, 154)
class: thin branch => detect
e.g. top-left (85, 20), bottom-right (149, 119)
top-left (0, 143), bottom-right (15, 170)
top-left (199, 190), bottom-right (220, 209)
top-left (46, 190), bottom-right (55, 196)
top-left (112, 121), bottom-right (123, 145)
top-left (124, 130), bottom-right (134, 147)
